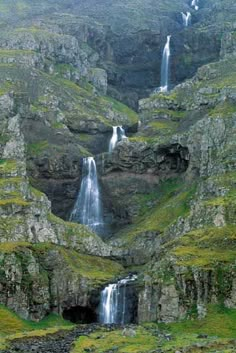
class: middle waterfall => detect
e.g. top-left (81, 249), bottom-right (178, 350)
top-left (109, 126), bottom-right (127, 152)
top-left (160, 35), bottom-right (171, 92)
top-left (70, 157), bottom-right (104, 234)
top-left (181, 12), bottom-right (191, 27)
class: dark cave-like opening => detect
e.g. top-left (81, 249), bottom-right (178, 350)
top-left (158, 144), bottom-right (190, 173)
top-left (62, 306), bottom-right (98, 324)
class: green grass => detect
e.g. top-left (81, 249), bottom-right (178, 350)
top-left (0, 49), bottom-right (33, 57)
top-left (32, 242), bottom-right (123, 285)
top-left (103, 96), bottom-right (138, 124)
top-left (0, 197), bottom-right (30, 207)
top-left (72, 326), bottom-right (157, 353)
top-left (0, 242), bottom-right (30, 253)
top-left (60, 249), bottom-right (123, 284)
top-left (0, 160), bottom-right (17, 175)
top-left (72, 305), bottom-right (236, 353)
top-left (169, 225), bottom-right (236, 267)
top-left (0, 304), bottom-right (73, 350)
top-left (208, 101), bottom-right (236, 118)
top-left (166, 305), bottom-right (236, 340)
top-left (116, 179), bottom-right (196, 244)
top-left (129, 136), bottom-right (157, 144)
top-left (0, 240), bottom-right (123, 287)
top-left (27, 141), bottom-right (49, 156)
top-left (148, 120), bottom-right (178, 130)
top-left (0, 81), bottom-right (13, 95)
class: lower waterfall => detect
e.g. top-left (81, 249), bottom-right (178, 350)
top-left (99, 275), bottom-right (137, 325)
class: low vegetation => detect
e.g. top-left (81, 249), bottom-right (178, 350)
top-left (0, 305), bottom-right (72, 350)
top-left (72, 305), bottom-right (236, 353)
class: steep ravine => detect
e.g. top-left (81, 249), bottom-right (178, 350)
top-left (0, 0), bottom-right (236, 352)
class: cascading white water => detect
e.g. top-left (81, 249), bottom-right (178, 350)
top-left (70, 157), bottom-right (104, 234)
top-left (181, 12), bottom-right (191, 27)
top-left (191, 0), bottom-right (199, 10)
top-left (109, 126), bottom-right (127, 152)
top-left (120, 126), bottom-right (127, 140)
top-left (160, 35), bottom-right (171, 92)
top-left (99, 275), bottom-right (137, 325)
top-left (109, 127), bottom-right (119, 153)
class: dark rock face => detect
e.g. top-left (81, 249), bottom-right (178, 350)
top-left (96, 142), bottom-right (189, 232)
top-left (138, 263), bottom-right (236, 323)
top-left (101, 142), bottom-right (189, 175)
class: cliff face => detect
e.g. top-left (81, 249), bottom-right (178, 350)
top-left (0, 0), bottom-right (235, 327)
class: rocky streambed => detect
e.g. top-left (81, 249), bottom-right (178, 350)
top-left (2, 325), bottom-right (95, 353)
top-left (3, 324), bottom-right (129, 353)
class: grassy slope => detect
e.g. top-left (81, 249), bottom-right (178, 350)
top-left (0, 242), bottom-right (123, 286)
top-left (114, 178), bottom-right (197, 245)
top-left (0, 305), bottom-right (72, 350)
top-left (72, 305), bottom-right (236, 353)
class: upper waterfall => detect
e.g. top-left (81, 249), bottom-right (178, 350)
top-left (191, 0), bottom-right (199, 10)
top-left (160, 35), bottom-right (171, 92)
top-left (70, 157), bottom-right (104, 234)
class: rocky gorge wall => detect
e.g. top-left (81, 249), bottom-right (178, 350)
top-left (0, 0), bottom-right (235, 326)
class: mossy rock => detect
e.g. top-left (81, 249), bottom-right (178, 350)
top-left (115, 178), bottom-right (197, 245)
top-left (170, 225), bottom-right (236, 267)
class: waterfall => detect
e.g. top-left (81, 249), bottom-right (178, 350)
top-left (99, 275), bottom-right (137, 325)
top-left (120, 126), bottom-right (127, 140)
top-left (181, 12), bottom-right (191, 27)
top-left (109, 126), bottom-right (127, 152)
top-left (160, 35), bottom-right (171, 92)
top-left (191, 0), bottom-right (199, 10)
top-left (70, 157), bottom-right (104, 234)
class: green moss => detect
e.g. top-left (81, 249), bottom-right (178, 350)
top-left (73, 305), bottom-right (236, 353)
top-left (0, 49), bottom-right (33, 57)
top-left (73, 327), bottom-right (157, 353)
top-left (30, 103), bottom-right (50, 113)
top-left (51, 121), bottom-right (65, 129)
top-left (208, 101), bottom-right (236, 118)
top-left (167, 305), bottom-right (236, 339)
top-left (0, 305), bottom-right (29, 335)
top-left (146, 108), bottom-right (186, 120)
top-left (148, 120), bottom-right (178, 130)
top-left (0, 242), bottom-right (30, 253)
top-left (103, 96), bottom-right (138, 124)
top-left (0, 304), bottom-right (72, 350)
top-left (29, 186), bottom-right (45, 198)
top-left (149, 91), bottom-right (178, 102)
top-left (47, 212), bottom-right (93, 240)
top-left (0, 81), bottom-right (13, 95)
top-left (0, 160), bottom-right (17, 175)
top-left (27, 141), bottom-right (49, 156)
top-left (54, 63), bottom-right (77, 77)
top-left (129, 136), bottom-right (155, 144)
top-left (117, 179), bottom-right (196, 244)
top-left (59, 249), bottom-right (123, 285)
top-left (30, 241), bottom-right (123, 285)
top-left (0, 218), bottom-right (25, 239)
top-left (0, 176), bottom-right (24, 189)
top-left (78, 133), bottom-right (94, 142)
top-left (170, 225), bottom-right (236, 267)
top-left (0, 197), bottom-right (30, 207)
